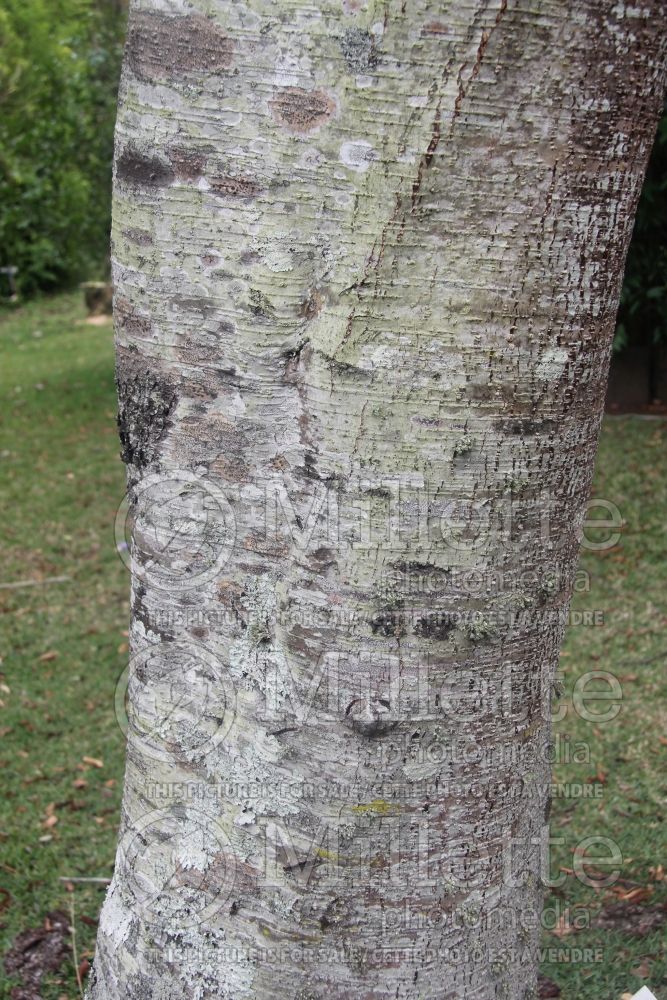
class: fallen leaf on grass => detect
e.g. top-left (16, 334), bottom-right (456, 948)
top-left (3, 910), bottom-right (70, 1000)
top-left (613, 886), bottom-right (653, 904)
top-left (551, 908), bottom-right (573, 939)
top-left (37, 651), bottom-right (58, 663)
top-left (588, 766), bottom-right (607, 784)
top-left (537, 974), bottom-right (561, 997)
top-left (631, 957), bottom-right (653, 978)
top-left (72, 779), bottom-right (87, 790)
top-left (82, 756), bottom-right (103, 769)
top-left (605, 878), bottom-right (651, 902)
top-left (41, 803), bottom-right (58, 831)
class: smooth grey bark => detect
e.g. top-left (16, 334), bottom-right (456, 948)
top-left (90, 2), bottom-right (666, 998)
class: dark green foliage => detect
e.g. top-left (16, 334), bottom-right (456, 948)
top-left (615, 106), bottom-right (667, 352)
top-left (0, 0), bottom-right (126, 296)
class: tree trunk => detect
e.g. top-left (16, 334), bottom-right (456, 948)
top-left (90, 2), bottom-right (666, 998)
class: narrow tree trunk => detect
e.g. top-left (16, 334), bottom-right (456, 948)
top-left (90, 2), bottom-right (666, 998)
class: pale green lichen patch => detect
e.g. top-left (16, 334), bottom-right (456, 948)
top-left (461, 612), bottom-right (497, 644)
top-left (240, 576), bottom-right (277, 647)
top-left (452, 433), bottom-right (475, 457)
top-left (339, 27), bottom-right (378, 74)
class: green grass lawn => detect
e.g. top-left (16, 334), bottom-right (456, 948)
top-left (0, 293), bottom-right (665, 999)
top-left (0, 293), bottom-right (127, 998)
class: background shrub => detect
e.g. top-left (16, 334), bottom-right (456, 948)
top-left (0, 0), bottom-right (126, 295)
top-left (614, 107), bottom-right (667, 352)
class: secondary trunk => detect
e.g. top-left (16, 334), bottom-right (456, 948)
top-left (90, 2), bottom-right (666, 998)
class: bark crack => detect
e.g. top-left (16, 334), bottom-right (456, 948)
top-left (452, 0), bottom-right (508, 128)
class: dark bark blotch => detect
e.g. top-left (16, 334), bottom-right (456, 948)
top-left (127, 13), bottom-right (234, 83)
top-left (168, 147), bottom-right (209, 181)
top-left (116, 146), bottom-right (174, 189)
top-left (122, 228), bottom-right (153, 247)
top-left (116, 366), bottom-right (177, 472)
top-left (270, 88), bottom-right (335, 133)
